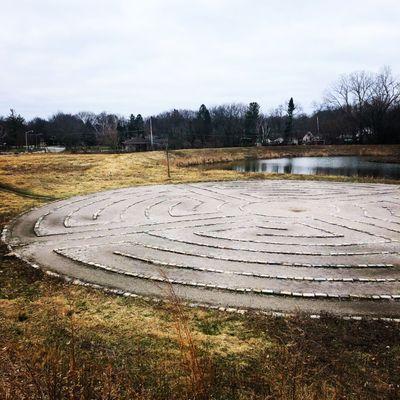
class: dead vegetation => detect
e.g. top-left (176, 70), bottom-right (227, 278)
top-left (2, 244), bottom-right (400, 400)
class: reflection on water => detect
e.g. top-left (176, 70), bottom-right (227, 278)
top-left (223, 156), bottom-right (400, 179)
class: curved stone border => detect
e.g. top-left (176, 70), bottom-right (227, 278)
top-left (2, 243), bottom-right (400, 324)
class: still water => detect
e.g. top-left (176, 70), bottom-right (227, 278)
top-left (221, 156), bottom-right (400, 179)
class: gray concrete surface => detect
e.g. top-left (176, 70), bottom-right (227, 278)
top-left (4, 180), bottom-right (400, 317)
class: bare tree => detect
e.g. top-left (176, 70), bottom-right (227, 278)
top-left (368, 67), bottom-right (400, 142)
top-left (101, 124), bottom-right (119, 148)
top-left (76, 111), bottom-right (97, 126)
top-left (89, 112), bottom-right (119, 146)
top-left (325, 67), bottom-right (400, 142)
top-left (325, 70), bottom-right (374, 140)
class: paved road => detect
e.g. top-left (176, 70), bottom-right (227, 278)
top-left (4, 180), bottom-right (400, 317)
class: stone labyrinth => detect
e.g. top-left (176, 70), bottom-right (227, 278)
top-left (4, 180), bottom-right (400, 317)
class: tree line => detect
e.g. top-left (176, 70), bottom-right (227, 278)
top-left (1, 67), bottom-right (399, 150)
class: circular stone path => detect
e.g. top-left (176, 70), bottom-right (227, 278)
top-left (4, 180), bottom-right (400, 317)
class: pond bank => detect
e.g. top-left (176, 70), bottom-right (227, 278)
top-left (209, 156), bottom-right (400, 180)
top-left (172, 144), bottom-right (400, 167)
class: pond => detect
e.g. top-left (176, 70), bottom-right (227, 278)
top-left (216, 156), bottom-right (400, 179)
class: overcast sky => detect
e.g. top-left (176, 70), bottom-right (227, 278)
top-left (1, 0), bottom-right (400, 120)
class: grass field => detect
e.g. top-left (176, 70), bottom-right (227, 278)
top-left (1, 144), bottom-right (400, 399)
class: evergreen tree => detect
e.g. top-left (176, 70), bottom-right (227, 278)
top-left (196, 104), bottom-right (212, 145)
top-left (284, 97), bottom-right (295, 140)
top-left (116, 119), bottom-right (127, 145)
top-left (135, 114), bottom-right (145, 137)
top-left (5, 109), bottom-right (26, 147)
top-left (127, 114), bottom-right (136, 138)
top-left (243, 102), bottom-right (260, 145)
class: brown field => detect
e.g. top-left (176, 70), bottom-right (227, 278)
top-left (1, 144), bottom-right (400, 399)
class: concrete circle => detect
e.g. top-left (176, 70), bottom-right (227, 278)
top-left (5, 180), bottom-right (400, 317)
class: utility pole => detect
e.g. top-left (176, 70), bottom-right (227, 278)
top-left (316, 116), bottom-right (320, 135)
top-left (25, 130), bottom-right (33, 152)
top-left (149, 117), bottom-right (154, 150)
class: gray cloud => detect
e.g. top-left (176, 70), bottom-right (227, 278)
top-left (1, 0), bottom-right (399, 119)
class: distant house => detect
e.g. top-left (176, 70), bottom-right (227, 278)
top-left (302, 132), bottom-right (313, 144)
top-left (302, 132), bottom-right (324, 145)
top-left (123, 137), bottom-right (152, 152)
top-left (123, 136), bottom-right (166, 152)
top-left (272, 137), bottom-right (284, 145)
top-left (337, 128), bottom-right (373, 144)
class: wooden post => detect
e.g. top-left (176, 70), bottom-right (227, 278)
top-left (166, 140), bottom-right (171, 179)
top-left (149, 117), bottom-right (153, 150)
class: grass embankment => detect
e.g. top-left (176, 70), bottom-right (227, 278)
top-left (1, 145), bottom-right (400, 399)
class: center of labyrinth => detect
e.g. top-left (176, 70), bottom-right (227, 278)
top-left (4, 180), bottom-right (400, 317)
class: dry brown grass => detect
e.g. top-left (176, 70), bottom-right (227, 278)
top-left (1, 145), bottom-right (400, 399)
top-left (2, 241), bottom-right (400, 399)
top-left (1, 144), bottom-right (399, 218)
